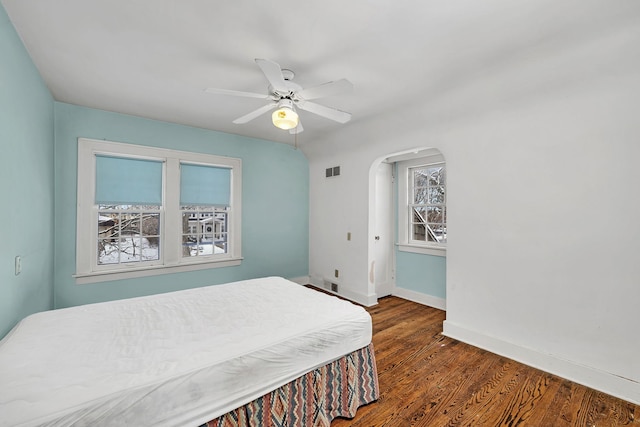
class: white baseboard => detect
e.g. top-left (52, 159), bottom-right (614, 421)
top-left (442, 320), bottom-right (640, 406)
top-left (342, 288), bottom-right (378, 307)
top-left (393, 287), bottom-right (446, 311)
top-left (306, 275), bottom-right (377, 307)
top-left (287, 275), bottom-right (310, 285)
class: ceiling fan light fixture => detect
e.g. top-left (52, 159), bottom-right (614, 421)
top-left (272, 100), bottom-right (299, 130)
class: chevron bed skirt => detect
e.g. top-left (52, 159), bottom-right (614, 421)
top-left (203, 343), bottom-right (379, 427)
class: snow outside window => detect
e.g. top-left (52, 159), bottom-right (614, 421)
top-left (75, 138), bottom-right (242, 284)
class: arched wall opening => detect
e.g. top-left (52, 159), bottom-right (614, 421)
top-left (367, 147), bottom-right (447, 309)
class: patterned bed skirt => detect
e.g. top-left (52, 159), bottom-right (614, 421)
top-left (203, 343), bottom-right (379, 427)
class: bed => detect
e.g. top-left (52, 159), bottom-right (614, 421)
top-left (0, 276), bottom-right (378, 426)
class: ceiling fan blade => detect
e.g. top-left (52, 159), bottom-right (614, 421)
top-left (297, 100), bottom-right (352, 124)
top-left (255, 58), bottom-right (289, 93)
top-left (232, 103), bottom-right (277, 124)
top-left (289, 121), bottom-right (304, 134)
top-left (204, 87), bottom-right (268, 99)
top-left (297, 79), bottom-right (353, 100)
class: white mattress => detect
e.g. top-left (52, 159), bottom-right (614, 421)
top-left (0, 277), bottom-right (372, 427)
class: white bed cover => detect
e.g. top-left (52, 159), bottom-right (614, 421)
top-left (0, 277), bottom-right (372, 427)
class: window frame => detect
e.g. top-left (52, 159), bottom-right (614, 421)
top-left (75, 138), bottom-right (242, 284)
top-left (397, 156), bottom-right (446, 257)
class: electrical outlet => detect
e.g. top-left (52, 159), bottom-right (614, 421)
top-left (331, 283), bottom-right (339, 293)
top-left (347, 232), bottom-right (351, 241)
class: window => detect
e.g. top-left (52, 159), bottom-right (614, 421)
top-left (179, 163), bottom-right (231, 258)
top-left (409, 165), bottom-right (446, 244)
top-left (397, 152), bottom-right (446, 256)
top-left (76, 138), bottom-right (242, 283)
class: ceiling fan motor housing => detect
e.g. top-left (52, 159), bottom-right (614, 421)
top-left (270, 80), bottom-right (302, 101)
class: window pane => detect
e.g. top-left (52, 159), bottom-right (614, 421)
top-left (119, 237), bottom-right (142, 262)
top-left (428, 186), bottom-right (445, 204)
top-left (98, 212), bottom-right (118, 239)
top-left (414, 169), bottom-right (430, 188)
top-left (412, 206), bottom-right (427, 222)
top-left (215, 241), bottom-right (228, 254)
top-left (414, 187), bottom-right (428, 204)
top-left (428, 167), bottom-right (445, 185)
top-left (426, 206), bottom-right (444, 223)
top-left (121, 213), bottom-right (141, 235)
top-left (141, 213), bottom-right (159, 235)
top-left (428, 224), bottom-right (446, 242)
top-left (97, 241), bottom-right (119, 264)
top-left (412, 223), bottom-right (426, 241)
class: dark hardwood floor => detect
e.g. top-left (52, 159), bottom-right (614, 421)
top-left (332, 296), bottom-right (639, 427)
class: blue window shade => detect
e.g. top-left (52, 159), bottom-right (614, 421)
top-left (180, 163), bottom-right (231, 207)
top-left (95, 155), bottom-right (163, 205)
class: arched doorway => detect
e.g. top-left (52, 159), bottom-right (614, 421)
top-left (369, 147), bottom-right (447, 307)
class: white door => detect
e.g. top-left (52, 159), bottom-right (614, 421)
top-left (374, 162), bottom-right (394, 297)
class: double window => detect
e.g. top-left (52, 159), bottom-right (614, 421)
top-left (76, 138), bottom-right (242, 283)
top-left (397, 153), bottom-right (446, 256)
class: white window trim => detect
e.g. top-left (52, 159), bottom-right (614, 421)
top-left (75, 138), bottom-right (242, 284)
top-left (397, 155), bottom-right (446, 257)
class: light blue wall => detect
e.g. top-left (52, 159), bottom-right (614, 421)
top-left (54, 103), bottom-right (309, 308)
top-left (395, 251), bottom-right (446, 299)
top-left (0, 4), bottom-right (55, 337)
top-left (393, 162), bottom-right (446, 300)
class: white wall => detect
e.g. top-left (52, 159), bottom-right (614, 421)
top-left (304, 5), bottom-right (640, 404)
top-left (308, 154), bottom-right (376, 305)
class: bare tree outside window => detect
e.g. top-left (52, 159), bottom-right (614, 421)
top-left (97, 205), bottom-right (160, 265)
top-left (410, 165), bottom-right (446, 244)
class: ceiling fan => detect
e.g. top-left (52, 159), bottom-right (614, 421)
top-left (205, 59), bottom-right (353, 134)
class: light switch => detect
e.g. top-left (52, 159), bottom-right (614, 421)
top-left (15, 256), bottom-right (21, 275)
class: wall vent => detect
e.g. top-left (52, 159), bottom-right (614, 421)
top-left (323, 280), bottom-right (339, 293)
top-left (325, 166), bottom-right (341, 178)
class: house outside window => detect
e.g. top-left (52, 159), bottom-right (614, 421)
top-left (75, 138), bottom-right (242, 284)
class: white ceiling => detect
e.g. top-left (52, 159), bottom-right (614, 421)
top-left (3, 0), bottom-right (636, 147)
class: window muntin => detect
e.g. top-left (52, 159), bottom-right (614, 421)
top-left (409, 165), bottom-right (446, 244)
top-left (76, 138), bottom-right (242, 283)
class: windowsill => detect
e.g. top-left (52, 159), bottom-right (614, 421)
top-left (397, 243), bottom-right (446, 257)
top-left (74, 257), bottom-right (243, 285)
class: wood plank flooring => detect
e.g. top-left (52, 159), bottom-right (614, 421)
top-left (331, 296), bottom-right (639, 427)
